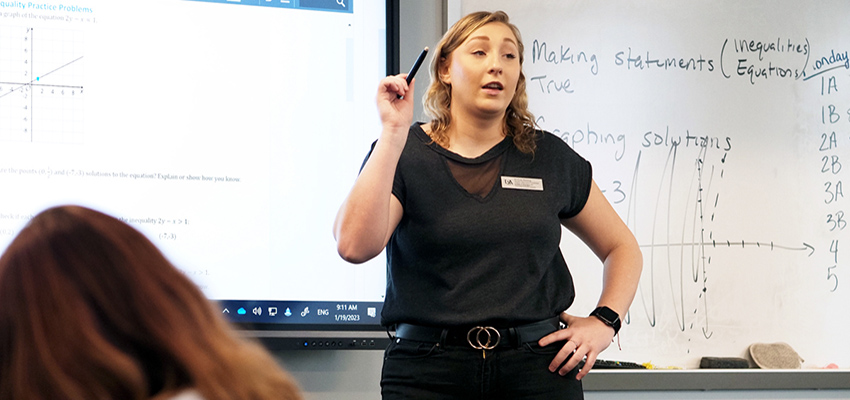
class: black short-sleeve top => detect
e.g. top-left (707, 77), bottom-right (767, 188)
top-left (366, 123), bottom-right (592, 328)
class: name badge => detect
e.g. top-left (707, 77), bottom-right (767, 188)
top-left (501, 176), bottom-right (543, 191)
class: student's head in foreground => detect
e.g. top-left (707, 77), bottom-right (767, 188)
top-left (0, 205), bottom-right (301, 400)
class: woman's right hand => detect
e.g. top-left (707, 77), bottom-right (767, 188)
top-left (333, 76), bottom-right (412, 263)
top-left (377, 74), bottom-right (415, 134)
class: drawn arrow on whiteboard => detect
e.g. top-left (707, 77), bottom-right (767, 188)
top-left (639, 241), bottom-right (815, 256)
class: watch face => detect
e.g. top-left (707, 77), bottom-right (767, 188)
top-left (592, 306), bottom-right (621, 335)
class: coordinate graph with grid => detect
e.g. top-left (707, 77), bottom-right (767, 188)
top-left (0, 26), bottom-right (84, 144)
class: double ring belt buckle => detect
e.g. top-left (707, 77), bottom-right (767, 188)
top-left (466, 326), bottom-right (501, 350)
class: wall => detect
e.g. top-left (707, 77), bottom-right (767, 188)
top-left (398, 0), bottom-right (442, 123)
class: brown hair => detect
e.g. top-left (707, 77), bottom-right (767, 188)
top-left (423, 10), bottom-right (538, 153)
top-left (0, 205), bottom-right (301, 400)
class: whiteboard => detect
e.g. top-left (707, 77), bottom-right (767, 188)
top-left (456, 0), bottom-right (850, 368)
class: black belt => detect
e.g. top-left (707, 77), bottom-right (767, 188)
top-left (394, 317), bottom-right (560, 349)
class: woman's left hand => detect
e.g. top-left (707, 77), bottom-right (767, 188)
top-left (537, 312), bottom-right (615, 380)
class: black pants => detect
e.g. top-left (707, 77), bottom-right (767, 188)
top-left (380, 338), bottom-right (583, 399)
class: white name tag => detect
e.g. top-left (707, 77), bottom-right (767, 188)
top-left (501, 176), bottom-right (543, 191)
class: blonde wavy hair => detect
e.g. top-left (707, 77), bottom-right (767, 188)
top-left (424, 10), bottom-right (537, 154)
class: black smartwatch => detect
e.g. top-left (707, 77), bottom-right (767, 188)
top-left (590, 306), bottom-right (621, 335)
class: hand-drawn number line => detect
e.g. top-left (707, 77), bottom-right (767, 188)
top-left (640, 240), bottom-right (815, 256)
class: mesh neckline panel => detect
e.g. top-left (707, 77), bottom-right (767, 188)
top-left (445, 156), bottom-right (503, 198)
top-left (412, 123), bottom-right (512, 199)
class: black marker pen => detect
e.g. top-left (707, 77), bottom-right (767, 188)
top-left (398, 47), bottom-right (429, 99)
